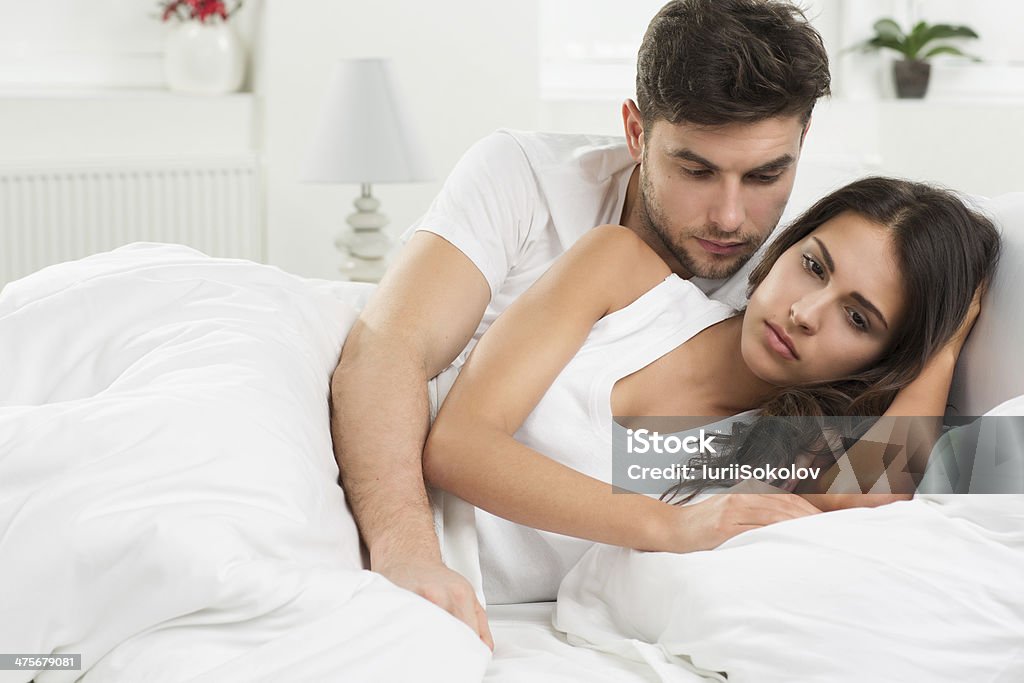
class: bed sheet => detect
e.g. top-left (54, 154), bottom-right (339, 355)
top-left (485, 603), bottom-right (720, 683)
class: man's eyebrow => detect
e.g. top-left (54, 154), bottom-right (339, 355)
top-left (812, 237), bottom-right (889, 330)
top-left (668, 149), bottom-right (719, 171)
top-left (748, 154), bottom-right (796, 174)
top-left (667, 149), bottom-right (795, 175)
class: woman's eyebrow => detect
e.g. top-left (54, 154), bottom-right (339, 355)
top-left (853, 293), bottom-right (889, 330)
top-left (811, 237), bottom-right (889, 330)
top-left (811, 237), bottom-right (835, 272)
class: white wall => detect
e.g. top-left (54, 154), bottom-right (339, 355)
top-left (2, 0), bottom-right (1023, 283)
top-left (259, 0), bottom-right (540, 279)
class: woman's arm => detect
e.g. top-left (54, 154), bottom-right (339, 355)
top-left (424, 225), bottom-right (819, 552)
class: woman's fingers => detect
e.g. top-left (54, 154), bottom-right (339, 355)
top-left (714, 493), bottom-right (821, 540)
top-left (733, 502), bottom-right (817, 527)
top-left (745, 493), bottom-right (821, 520)
top-left (677, 490), bottom-right (824, 552)
top-left (767, 492), bottom-right (822, 516)
top-left (948, 282), bottom-right (987, 350)
top-left (727, 481), bottom-right (823, 516)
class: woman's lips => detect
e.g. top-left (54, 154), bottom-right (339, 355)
top-left (765, 321), bottom-right (798, 360)
top-left (695, 237), bottom-right (745, 256)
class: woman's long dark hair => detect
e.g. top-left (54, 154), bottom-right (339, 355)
top-left (664, 177), bottom-right (1002, 502)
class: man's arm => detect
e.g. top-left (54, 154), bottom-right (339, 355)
top-left (331, 231), bottom-right (493, 648)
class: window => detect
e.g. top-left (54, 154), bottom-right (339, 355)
top-left (539, 0), bottom-right (1023, 102)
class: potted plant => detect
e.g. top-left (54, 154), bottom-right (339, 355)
top-left (853, 18), bottom-right (979, 99)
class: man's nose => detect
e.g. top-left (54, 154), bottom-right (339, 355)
top-left (708, 179), bottom-right (746, 234)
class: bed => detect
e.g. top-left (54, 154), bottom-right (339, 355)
top-left (1, 191), bottom-right (1022, 682)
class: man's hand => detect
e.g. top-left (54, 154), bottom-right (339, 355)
top-left (376, 558), bottom-right (494, 651)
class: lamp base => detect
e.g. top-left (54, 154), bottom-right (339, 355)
top-left (337, 184), bottom-right (390, 283)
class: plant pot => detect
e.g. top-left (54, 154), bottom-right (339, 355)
top-left (893, 59), bottom-right (931, 99)
top-left (164, 22), bottom-right (246, 95)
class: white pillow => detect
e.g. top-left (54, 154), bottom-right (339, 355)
top-left (948, 193), bottom-right (1024, 417)
top-left (556, 394), bottom-right (1024, 682)
top-left (555, 495), bottom-right (1024, 682)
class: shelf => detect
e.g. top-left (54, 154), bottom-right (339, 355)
top-left (0, 90), bottom-right (256, 160)
top-left (0, 86), bottom-right (254, 101)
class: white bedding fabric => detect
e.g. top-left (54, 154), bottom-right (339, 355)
top-left (555, 495), bottom-right (1024, 682)
top-left (949, 192), bottom-right (1024, 417)
top-left (5, 192), bottom-right (1024, 682)
top-left (485, 603), bottom-right (720, 683)
top-left (0, 244), bottom-right (489, 682)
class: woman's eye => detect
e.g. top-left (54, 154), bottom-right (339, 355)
top-left (848, 309), bottom-right (869, 331)
top-left (801, 254), bottom-right (825, 278)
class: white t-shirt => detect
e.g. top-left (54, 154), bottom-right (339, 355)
top-left (476, 274), bottom-right (736, 603)
top-left (402, 129), bottom-right (754, 359)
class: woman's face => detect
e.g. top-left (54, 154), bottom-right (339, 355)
top-left (741, 211), bottom-right (906, 386)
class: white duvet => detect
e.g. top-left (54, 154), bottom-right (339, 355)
top-left (0, 244), bottom-right (489, 682)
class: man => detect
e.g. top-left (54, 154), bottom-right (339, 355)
top-left (331, 0), bottom-right (830, 649)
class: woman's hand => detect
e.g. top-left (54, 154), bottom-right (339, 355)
top-left (946, 283), bottom-right (985, 355)
top-left (659, 482), bottom-right (821, 553)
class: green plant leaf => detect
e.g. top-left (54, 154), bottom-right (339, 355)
top-left (873, 18), bottom-right (905, 42)
top-left (905, 21), bottom-right (931, 59)
top-left (923, 45), bottom-right (981, 61)
top-left (921, 24), bottom-right (980, 42)
top-left (847, 16), bottom-right (979, 60)
top-left (867, 35), bottom-right (911, 57)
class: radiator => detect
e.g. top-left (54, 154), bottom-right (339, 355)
top-left (0, 156), bottom-right (262, 286)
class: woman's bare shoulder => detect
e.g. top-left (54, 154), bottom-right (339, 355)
top-left (573, 225), bottom-right (674, 314)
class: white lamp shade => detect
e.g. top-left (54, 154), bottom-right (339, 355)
top-left (301, 58), bottom-right (431, 184)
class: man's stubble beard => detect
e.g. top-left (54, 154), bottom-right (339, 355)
top-left (637, 164), bottom-right (770, 281)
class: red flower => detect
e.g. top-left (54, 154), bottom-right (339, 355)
top-left (158, 0), bottom-right (241, 23)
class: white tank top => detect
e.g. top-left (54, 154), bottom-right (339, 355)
top-left (472, 274), bottom-right (736, 603)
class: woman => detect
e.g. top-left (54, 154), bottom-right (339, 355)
top-left (422, 177), bottom-right (1001, 604)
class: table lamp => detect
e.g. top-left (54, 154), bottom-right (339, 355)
top-left (301, 58), bottom-right (431, 282)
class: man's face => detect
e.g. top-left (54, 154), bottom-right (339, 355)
top-left (635, 115), bottom-right (806, 280)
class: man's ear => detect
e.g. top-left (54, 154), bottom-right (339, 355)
top-left (622, 99), bottom-right (645, 162)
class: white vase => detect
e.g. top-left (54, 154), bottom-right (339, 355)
top-left (164, 22), bottom-right (246, 95)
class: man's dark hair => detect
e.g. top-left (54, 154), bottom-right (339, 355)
top-left (636, 0), bottom-right (831, 127)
